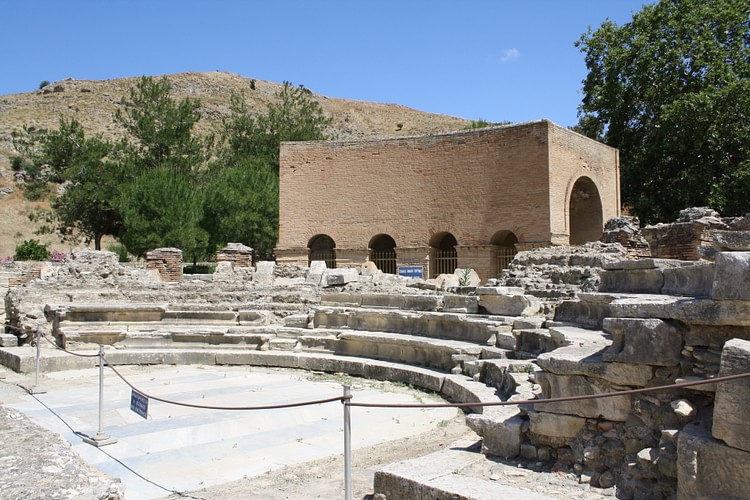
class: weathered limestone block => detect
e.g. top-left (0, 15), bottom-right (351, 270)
top-left (512, 328), bottom-right (556, 356)
top-left (322, 268), bottom-right (359, 286)
top-left (465, 411), bottom-right (524, 458)
top-left (552, 293), bottom-right (617, 329)
top-left (662, 262), bottom-right (714, 297)
top-left (443, 294), bottom-right (479, 313)
top-left (601, 267), bottom-right (667, 294)
top-left (534, 372), bottom-right (631, 421)
top-left (253, 261), bottom-right (276, 285)
top-left (712, 252), bottom-right (750, 301)
top-left (528, 409), bottom-right (586, 441)
top-left (713, 230), bottom-right (750, 251)
top-left (713, 338), bottom-right (750, 452)
top-left (306, 260), bottom-right (326, 285)
top-left (609, 295), bottom-right (750, 326)
top-left (477, 287), bottom-right (541, 316)
top-left (678, 422), bottom-right (750, 500)
top-left (537, 343), bottom-right (654, 387)
top-left (602, 318), bottom-right (684, 366)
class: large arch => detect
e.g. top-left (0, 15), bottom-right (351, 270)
top-left (308, 234), bottom-right (336, 268)
top-left (490, 230), bottom-right (518, 278)
top-left (569, 177), bottom-right (604, 245)
top-left (368, 234), bottom-right (397, 274)
top-left (429, 232), bottom-right (457, 278)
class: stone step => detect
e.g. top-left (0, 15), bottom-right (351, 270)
top-left (312, 306), bottom-right (515, 347)
top-left (333, 330), bottom-right (487, 372)
top-left (374, 438), bottom-right (556, 499)
top-left (320, 291), bottom-right (443, 311)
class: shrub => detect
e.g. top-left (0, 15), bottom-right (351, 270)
top-left (14, 239), bottom-right (50, 261)
top-left (106, 243), bottom-right (130, 263)
top-left (38, 80), bottom-right (50, 89)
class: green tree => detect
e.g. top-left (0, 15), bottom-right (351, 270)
top-left (201, 158), bottom-right (279, 256)
top-left (118, 168), bottom-right (208, 261)
top-left (52, 136), bottom-right (125, 250)
top-left (203, 81), bottom-right (330, 254)
top-left (12, 117), bottom-right (124, 248)
top-left (576, 0), bottom-right (750, 223)
top-left (221, 82), bottom-right (331, 167)
top-left (115, 76), bottom-right (206, 174)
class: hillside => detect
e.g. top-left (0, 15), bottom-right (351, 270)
top-left (0, 72), bottom-right (471, 257)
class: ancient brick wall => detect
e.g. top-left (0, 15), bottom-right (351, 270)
top-left (277, 120), bottom-right (619, 278)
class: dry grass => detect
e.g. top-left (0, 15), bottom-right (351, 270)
top-left (0, 72), bottom-right (471, 257)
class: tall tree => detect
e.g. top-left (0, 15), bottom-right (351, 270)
top-left (203, 81), bottom-right (331, 255)
top-left (221, 82), bottom-right (331, 167)
top-left (115, 76), bottom-right (206, 174)
top-left (118, 168), bottom-right (208, 261)
top-left (576, 0), bottom-right (750, 223)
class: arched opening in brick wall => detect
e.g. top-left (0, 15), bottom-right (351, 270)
top-left (569, 177), bottom-right (604, 245)
top-left (429, 232), bottom-right (457, 278)
top-left (490, 230), bottom-right (518, 278)
top-left (308, 234), bottom-right (336, 268)
top-left (368, 234), bottom-right (397, 274)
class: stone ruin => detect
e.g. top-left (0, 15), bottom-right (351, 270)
top-left (1, 213), bottom-right (750, 498)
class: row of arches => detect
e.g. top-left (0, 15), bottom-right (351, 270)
top-left (307, 231), bottom-right (519, 278)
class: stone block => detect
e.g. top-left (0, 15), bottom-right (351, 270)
top-left (479, 293), bottom-right (540, 317)
top-left (253, 261), bottom-right (276, 285)
top-left (475, 286), bottom-right (525, 295)
top-left (608, 295), bottom-right (750, 326)
top-left (713, 230), bottom-right (750, 251)
top-left (306, 260), bottom-right (326, 285)
top-left (322, 268), bottom-right (359, 286)
top-left (552, 299), bottom-right (612, 329)
top-left (512, 328), bottom-right (555, 356)
top-left (602, 318), bottom-right (684, 366)
top-left (465, 411), bottom-right (524, 458)
top-left (528, 409), bottom-right (586, 440)
top-left (537, 343), bottom-right (654, 387)
top-left (712, 252), bottom-right (750, 301)
top-left (678, 422), bottom-right (750, 500)
top-left (534, 371), bottom-right (631, 421)
top-left (442, 294), bottom-right (478, 313)
top-left (713, 338), bottom-right (750, 452)
top-left (598, 268), bottom-right (664, 294)
top-left (661, 262), bottom-right (714, 297)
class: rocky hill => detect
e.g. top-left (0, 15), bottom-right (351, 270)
top-left (0, 72), bottom-right (471, 257)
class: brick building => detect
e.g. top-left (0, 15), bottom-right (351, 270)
top-left (276, 120), bottom-right (620, 280)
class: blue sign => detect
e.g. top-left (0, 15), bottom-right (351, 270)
top-left (130, 390), bottom-right (149, 419)
top-left (398, 265), bottom-right (424, 279)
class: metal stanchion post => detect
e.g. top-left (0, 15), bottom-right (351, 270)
top-left (343, 384), bottom-right (352, 500)
top-left (34, 327), bottom-right (40, 388)
top-left (83, 345), bottom-right (117, 447)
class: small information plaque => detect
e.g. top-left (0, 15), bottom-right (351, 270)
top-left (130, 390), bottom-right (149, 419)
top-left (398, 265), bottom-right (424, 279)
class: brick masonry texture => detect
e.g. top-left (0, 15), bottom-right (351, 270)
top-left (276, 120), bottom-right (620, 277)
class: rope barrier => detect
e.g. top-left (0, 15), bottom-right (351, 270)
top-left (346, 370), bottom-right (750, 409)
top-left (103, 355), bottom-right (351, 411)
top-left (38, 332), bottom-right (100, 358)
top-left (12, 322), bottom-right (750, 412)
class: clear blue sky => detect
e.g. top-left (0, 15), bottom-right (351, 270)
top-left (4, 1), bottom-right (654, 127)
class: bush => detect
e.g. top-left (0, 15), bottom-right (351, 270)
top-left (38, 80), bottom-right (50, 89)
top-left (14, 239), bottom-right (50, 261)
top-left (106, 243), bottom-right (130, 263)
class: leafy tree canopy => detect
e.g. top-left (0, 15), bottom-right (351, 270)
top-left (118, 168), bottom-right (208, 261)
top-left (576, 0), bottom-right (750, 223)
top-left (115, 76), bottom-right (206, 174)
